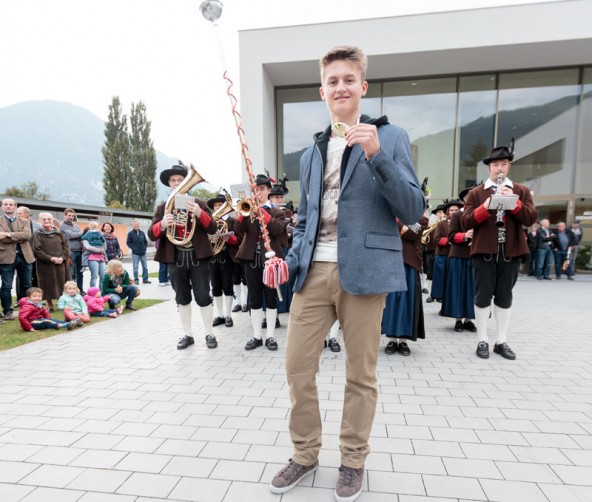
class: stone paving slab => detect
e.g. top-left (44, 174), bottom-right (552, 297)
top-left (0, 275), bottom-right (591, 501)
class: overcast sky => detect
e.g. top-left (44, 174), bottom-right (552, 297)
top-left (0, 0), bottom-right (556, 190)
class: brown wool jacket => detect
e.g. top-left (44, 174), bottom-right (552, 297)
top-left (0, 216), bottom-right (34, 265)
top-left (448, 211), bottom-right (471, 259)
top-left (148, 199), bottom-right (218, 263)
top-left (400, 216), bottom-right (429, 272)
top-left (233, 207), bottom-right (288, 261)
top-left (461, 183), bottom-right (537, 257)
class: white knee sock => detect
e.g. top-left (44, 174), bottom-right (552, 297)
top-left (213, 295), bottom-right (223, 318)
top-left (223, 294), bottom-right (233, 318)
top-left (199, 304), bottom-right (214, 337)
top-left (328, 319), bottom-right (339, 341)
top-left (178, 304), bottom-right (192, 337)
top-left (250, 308), bottom-right (264, 340)
top-left (266, 308), bottom-right (277, 340)
top-left (426, 279), bottom-right (432, 292)
top-left (241, 284), bottom-right (249, 306)
top-left (232, 289), bottom-right (240, 307)
top-left (474, 305), bottom-right (490, 343)
top-left (494, 305), bottom-right (511, 345)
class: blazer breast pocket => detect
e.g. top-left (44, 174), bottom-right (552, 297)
top-left (365, 232), bottom-right (402, 251)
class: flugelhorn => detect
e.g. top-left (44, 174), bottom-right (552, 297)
top-left (209, 193), bottom-right (235, 255)
top-left (164, 162), bottom-right (206, 246)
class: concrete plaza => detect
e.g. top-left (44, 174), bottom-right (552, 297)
top-left (0, 274), bottom-right (591, 501)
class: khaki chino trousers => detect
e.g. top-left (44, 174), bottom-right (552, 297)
top-left (286, 262), bottom-right (385, 468)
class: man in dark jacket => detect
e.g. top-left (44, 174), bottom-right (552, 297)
top-left (126, 220), bottom-right (151, 285)
top-left (462, 139), bottom-right (537, 360)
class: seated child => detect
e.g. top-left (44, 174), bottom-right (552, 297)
top-left (57, 280), bottom-right (90, 323)
top-left (83, 287), bottom-right (122, 318)
top-left (18, 287), bottom-right (82, 332)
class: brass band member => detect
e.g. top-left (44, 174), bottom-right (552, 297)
top-left (462, 141), bottom-right (537, 360)
top-left (424, 204), bottom-right (445, 303)
top-left (148, 164), bottom-right (219, 350)
top-left (234, 174), bottom-right (289, 351)
top-left (208, 193), bottom-right (240, 328)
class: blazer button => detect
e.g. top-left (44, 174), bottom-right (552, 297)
top-left (309, 240), bottom-right (313, 245)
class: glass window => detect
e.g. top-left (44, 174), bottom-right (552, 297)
top-left (457, 74), bottom-right (497, 195)
top-left (383, 77), bottom-right (457, 203)
top-left (495, 69), bottom-right (580, 197)
top-left (576, 67), bottom-right (592, 194)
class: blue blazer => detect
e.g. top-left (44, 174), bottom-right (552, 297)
top-left (286, 116), bottom-right (425, 295)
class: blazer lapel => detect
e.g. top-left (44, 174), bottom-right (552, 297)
top-left (341, 145), bottom-right (364, 191)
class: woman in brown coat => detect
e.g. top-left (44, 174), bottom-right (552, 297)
top-left (33, 212), bottom-right (71, 311)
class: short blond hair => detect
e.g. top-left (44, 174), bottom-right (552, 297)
top-left (320, 45), bottom-right (368, 82)
top-left (63, 280), bottom-right (80, 294)
top-left (88, 221), bottom-right (99, 231)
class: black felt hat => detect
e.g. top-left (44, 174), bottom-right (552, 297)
top-left (458, 183), bottom-right (480, 201)
top-left (269, 184), bottom-right (289, 198)
top-left (254, 174), bottom-right (273, 188)
top-left (207, 193), bottom-right (228, 210)
top-left (160, 164), bottom-right (188, 186)
top-left (445, 199), bottom-right (464, 211)
top-left (483, 138), bottom-right (515, 165)
top-left (431, 203), bottom-right (446, 215)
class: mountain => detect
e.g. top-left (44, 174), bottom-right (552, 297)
top-left (0, 100), bottom-right (177, 206)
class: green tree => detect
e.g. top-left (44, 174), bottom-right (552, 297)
top-left (102, 96), bottom-right (131, 207)
top-left (129, 101), bottom-right (158, 211)
top-left (5, 181), bottom-right (51, 200)
top-left (189, 186), bottom-right (218, 202)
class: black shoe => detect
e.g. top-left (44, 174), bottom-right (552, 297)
top-left (493, 342), bottom-right (516, 360)
top-left (262, 319), bottom-right (267, 329)
top-left (205, 335), bottom-right (218, 349)
top-left (463, 320), bottom-right (477, 332)
top-left (426, 296), bottom-right (434, 303)
top-left (398, 341), bottom-right (411, 356)
top-left (245, 337), bottom-right (263, 351)
top-left (143, 280), bottom-right (152, 284)
top-left (212, 316), bottom-right (225, 327)
top-left (125, 304), bottom-right (137, 311)
top-left (177, 336), bottom-right (194, 350)
top-left (543, 276), bottom-right (552, 280)
top-left (436, 299), bottom-right (442, 303)
top-left (537, 277), bottom-right (542, 280)
top-left (232, 304), bottom-right (242, 313)
top-left (421, 288), bottom-right (429, 294)
top-left (454, 320), bottom-right (464, 332)
top-left (385, 340), bottom-right (398, 355)
top-left (224, 316), bottom-right (233, 327)
top-left (275, 317), bottom-right (281, 328)
top-left (242, 304), bottom-right (248, 313)
top-left (265, 337), bottom-right (278, 351)
top-left (328, 338), bottom-right (341, 352)
top-left (476, 341), bottom-right (489, 359)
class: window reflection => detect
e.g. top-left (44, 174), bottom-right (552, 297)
top-left (577, 67), bottom-right (592, 193)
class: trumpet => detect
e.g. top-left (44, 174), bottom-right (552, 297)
top-left (237, 197), bottom-right (254, 218)
top-left (164, 162), bottom-right (206, 246)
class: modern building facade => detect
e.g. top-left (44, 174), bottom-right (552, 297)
top-left (238, 0), bottom-right (592, 241)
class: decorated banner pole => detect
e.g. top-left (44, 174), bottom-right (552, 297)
top-left (199, 1), bottom-right (289, 295)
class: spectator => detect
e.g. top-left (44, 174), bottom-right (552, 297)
top-left (102, 222), bottom-right (122, 261)
top-left (81, 222), bottom-right (107, 288)
top-left (57, 280), bottom-right (90, 324)
top-left (536, 219), bottom-right (555, 280)
top-left (554, 221), bottom-right (576, 280)
top-left (126, 220), bottom-right (151, 284)
top-left (60, 208), bottom-right (84, 292)
top-left (569, 219), bottom-right (583, 273)
top-left (15, 206), bottom-right (41, 300)
top-left (0, 198), bottom-right (35, 320)
top-left (102, 259), bottom-right (140, 311)
top-left (83, 286), bottom-right (121, 318)
top-left (33, 212), bottom-right (72, 312)
top-left (19, 286), bottom-right (81, 331)
top-left (526, 222), bottom-right (539, 277)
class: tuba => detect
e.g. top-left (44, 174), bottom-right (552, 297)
top-left (164, 162), bottom-right (206, 246)
top-left (209, 193), bottom-right (235, 255)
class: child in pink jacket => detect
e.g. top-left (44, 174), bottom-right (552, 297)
top-left (83, 287), bottom-right (122, 318)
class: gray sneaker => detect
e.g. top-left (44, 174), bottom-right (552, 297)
top-left (335, 465), bottom-right (364, 502)
top-left (270, 458), bottom-right (318, 494)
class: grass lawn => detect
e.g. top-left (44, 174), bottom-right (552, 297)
top-left (0, 298), bottom-right (163, 352)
